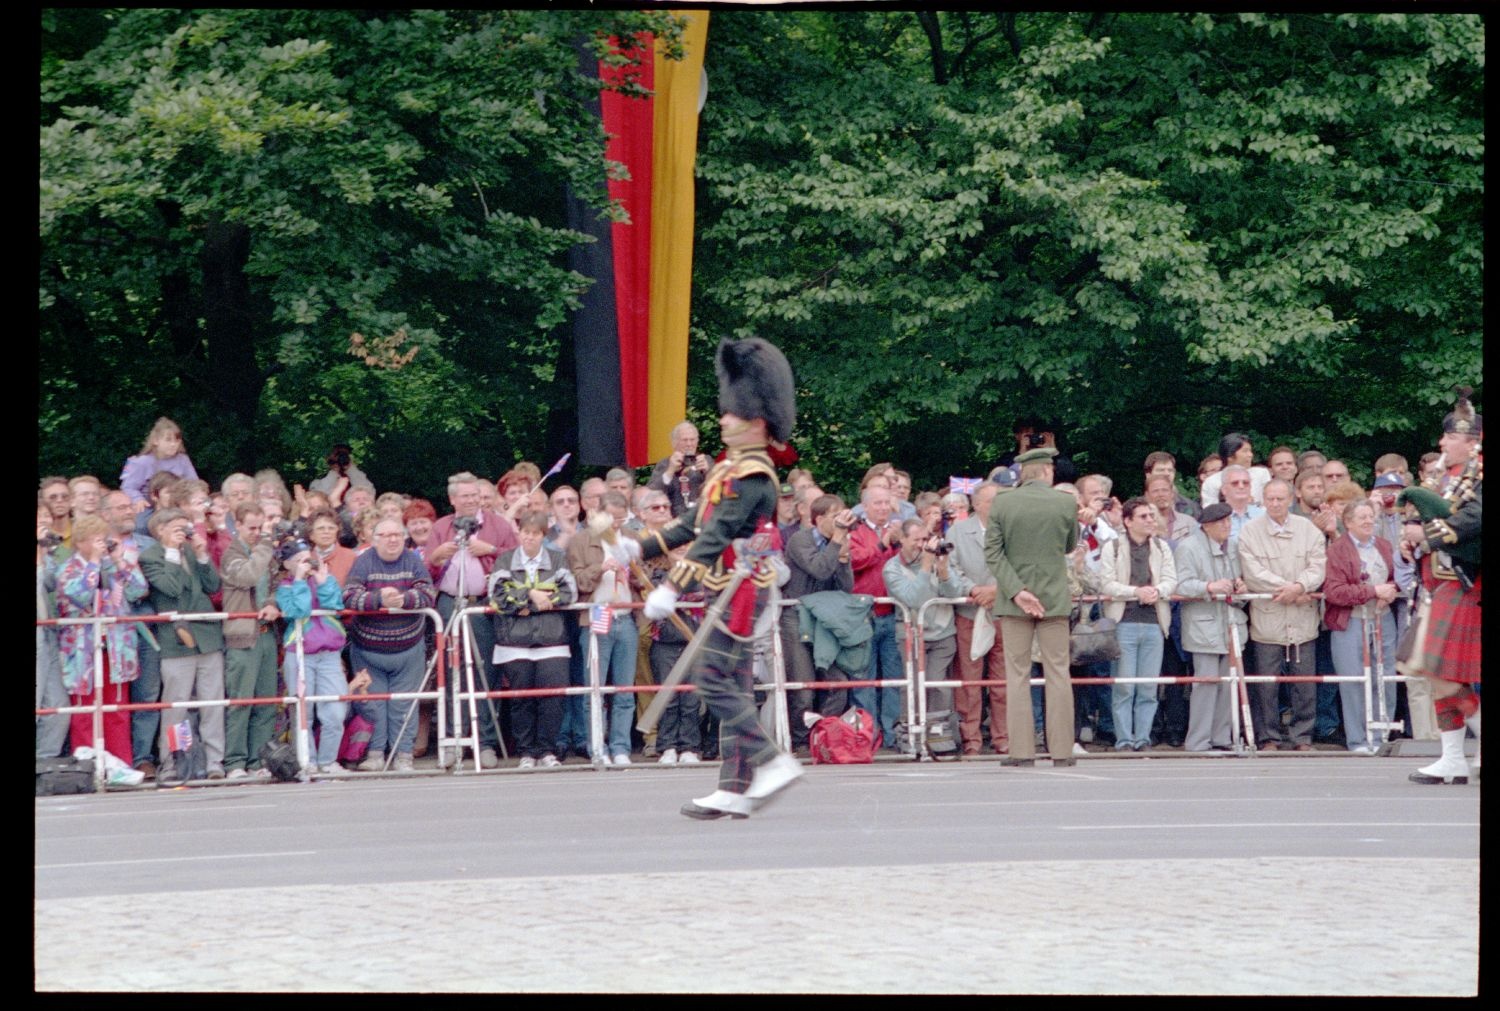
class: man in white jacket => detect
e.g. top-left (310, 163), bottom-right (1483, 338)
top-left (1237, 480), bottom-right (1326, 751)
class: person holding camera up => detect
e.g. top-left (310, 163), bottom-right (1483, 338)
top-left (883, 517), bottom-right (964, 756)
top-left (427, 471), bottom-right (518, 768)
top-left (308, 442), bottom-right (371, 500)
top-left (56, 514), bottom-right (150, 773)
top-left (275, 539), bottom-right (352, 774)
top-left (140, 507), bottom-right (227, 781)
top-left (648, 421), bottom-right (712, 518)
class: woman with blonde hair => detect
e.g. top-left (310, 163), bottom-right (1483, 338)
top-left (119, 417), bottom-right (198, 512)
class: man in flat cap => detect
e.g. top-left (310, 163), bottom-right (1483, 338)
top-left (1173, 502), bottom-right (1249, 752)
top-left (984, 446), bottom-right (1079, 766)
top-left (1398, 386), bottom-right (1482, 785)
top-left (615, 338), bottom-right (804, 818)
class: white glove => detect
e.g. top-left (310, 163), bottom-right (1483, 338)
top-left (643, 584), bottom-right (679, 622)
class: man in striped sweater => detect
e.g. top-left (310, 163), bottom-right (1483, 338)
top-left (344, 518), bottom-right (437, 771)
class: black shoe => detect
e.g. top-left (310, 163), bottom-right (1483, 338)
top-left (1052, 757), bottom-right (1077, 768)
top-left (999, 757), bottom-right (1035, 767)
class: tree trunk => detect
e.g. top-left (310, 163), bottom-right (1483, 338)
top-left (199, 221), bottom-right (268, 474)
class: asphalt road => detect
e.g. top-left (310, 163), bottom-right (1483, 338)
top-left (35, 756), bottom-right (1480, 994)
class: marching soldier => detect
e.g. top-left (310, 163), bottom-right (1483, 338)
top-left (1398, 386), bottom-right (1482, 785)
top-left (615, 338), bottom-right (804, 819)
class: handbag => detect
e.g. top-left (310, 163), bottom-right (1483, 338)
top-left (1070, 614), bottom-right (1121, 665)
top-left (969, 607), bottom-right (996, 660)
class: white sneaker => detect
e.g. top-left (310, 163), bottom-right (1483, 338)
top-left (517, 756), bottom-right (537, 770)
top-left (437, 747), bottom-right (457, 769)
top-left (539, 753), bottom-right (562, 768)
top-left (659, 748), bottom-right (679, 765)
top-left (678, 751), bottom-right (701, 765)
top-left (252, 767), bottom-right (273, 780)
top-left (681, 789), bottom-right (752, 820)
top-left (356, 751), bottom-right (386, 772)
top-left (393, 754), bottom-right (415, 772)
top-left (745, 753), bottom-right (804, 804)
top-left (106, 766), bottom-right (145, 787)
top-left (611, 752), bottom-right (632, 766)
top-left (319, 764), bottom-right (348, 776)
top-left (478, 747), bottom-right (500, 770)
top-left (1073, 742), bottom-right (1088, 757)
top-left (226, 768), bottom-right (249, 780)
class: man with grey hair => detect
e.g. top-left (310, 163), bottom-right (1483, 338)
top-left (948, 480), bottom-right (1007, 756)
top-left (427, 471), bottom-right (517, 768)
top-left (1219, 464), bottom-right (1265, 551)
top-left (647, 420), bottom-right (711, 517)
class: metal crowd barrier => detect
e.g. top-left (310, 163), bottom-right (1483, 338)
top-left (36, 606), bottom-right (446, 789)
top-left (40, 589), bottom-right (1412, 787)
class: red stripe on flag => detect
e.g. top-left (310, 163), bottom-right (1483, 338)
top-left (599, 36), bottom-right (654, 467)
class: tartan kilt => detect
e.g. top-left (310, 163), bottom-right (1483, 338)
top-left (1416, 568), bottom-right (1481, 684)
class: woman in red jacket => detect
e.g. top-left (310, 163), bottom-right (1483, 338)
top-left (1323, 500), bottom-right (1400, 754)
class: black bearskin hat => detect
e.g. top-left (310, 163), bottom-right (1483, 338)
top-left (1442, 385), bottom-right (1482, 436)
top-left (716, 337), bottom-right (796, 444)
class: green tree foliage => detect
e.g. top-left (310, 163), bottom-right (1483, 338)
top-left (692, 11), bottom-right (1483, 495)
top-left (41, 11), bottom-right (1481, 503)
top-left (40, 8), bottom-right (680, 498)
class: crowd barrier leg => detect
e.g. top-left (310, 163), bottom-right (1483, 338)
top-left (292, 638), bottom-right (311, 776)
top-left (908, 631), bottom-right (924, 760)
top-left (1228, 621), bottom-right (1255, 758)
top-left (90, 603), bottom-right (106, 786)
top-left (766, 603), bottom-right (791, 752)
top-left (587, 627), bottom-right (605, 767)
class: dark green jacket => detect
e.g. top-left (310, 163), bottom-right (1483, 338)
top-left (983, 480), bottom-right (1079, 619)
top-left (139, 542), bottom-right (224, 657)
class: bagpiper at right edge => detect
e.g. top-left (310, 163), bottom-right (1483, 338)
top-left (1397, 385), bottom-right (1482, 785)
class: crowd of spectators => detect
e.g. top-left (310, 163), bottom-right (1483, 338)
top-left (37, 414), bottom-right (1446, 785)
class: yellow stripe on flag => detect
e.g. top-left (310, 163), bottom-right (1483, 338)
top-left (647, 11), bottom-right (709, 463)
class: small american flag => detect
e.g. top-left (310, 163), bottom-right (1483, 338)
top-left (590, 604), bottom-right (613, 635)
top-left (950, 476), bottom-right (982, 495)
top-left (166, 719), bottom-right (194, 753)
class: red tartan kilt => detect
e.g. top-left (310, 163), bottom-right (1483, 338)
top-left (1420, 571), bottom-right (1482, 684)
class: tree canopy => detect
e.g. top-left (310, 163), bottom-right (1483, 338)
top-left (40, 10), bottom-right (1482, 502)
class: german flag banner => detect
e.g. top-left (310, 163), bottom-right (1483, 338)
top-left (570, 12), bottom-right (710, 468)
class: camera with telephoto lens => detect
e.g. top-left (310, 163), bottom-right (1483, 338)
top-left (1026, 432), bottom-right (1047, 449)
top-left (328, 444), bottom-right (353, 477)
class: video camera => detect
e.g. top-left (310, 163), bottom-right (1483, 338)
top-left (452, 514), bottom-right (480, 542)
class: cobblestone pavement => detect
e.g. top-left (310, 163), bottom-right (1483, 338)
top-left (36, 857), bottom-right (1476, 994)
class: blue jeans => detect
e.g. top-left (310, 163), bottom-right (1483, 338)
top-left (352, 640), bottom-right (426, 757)
top-left (284, 650), bottom-right (348, 767)
top-left (850, 611), bottom-right (903, 748)
top-left (1314, 628), bottom-right (1341, 739)
top-left (1111, 622), bottom-right (1163, 748)
top-left (129, 626), bottom-right (162, 766)
top-left (579, 613), bottom-right (637, 758)
top-left (1330, 610), bottom-right (1399, 750)
top-left (556, 641), bottom-right (589, 754)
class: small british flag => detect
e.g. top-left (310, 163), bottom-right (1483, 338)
top-left (166, 719), bottom-right (194, 753)
top-left (950, 476), bottom-right (982, 495)
top-left (590, 604), bottom-right (613, 636)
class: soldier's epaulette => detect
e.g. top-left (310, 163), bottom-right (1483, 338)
top-left (727, 449), bottom-right (776, 483)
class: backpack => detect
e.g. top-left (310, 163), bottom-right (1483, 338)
top-left (36, 755), bottom-right (94, 796)
top-left (809, 707), bottom-right (881, 764)
top-left (258, 740), bottom-right (302, 782)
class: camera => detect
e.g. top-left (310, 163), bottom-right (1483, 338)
top-left (105, 538), bottom-right (119, 554)
top-left (269, 519), bottom-right (312, 564)
top-left (452, 514), bottom-right (480, 541)
top-left (1026, 432), bottom-right (1047, 449)
top-left (39, 529), bottom-right (63, 550)
top-left (328, 444), bottom-right (352, 477)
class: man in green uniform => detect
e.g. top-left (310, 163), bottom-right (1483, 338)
top-left (984, 447), bottom-right (1080, 766)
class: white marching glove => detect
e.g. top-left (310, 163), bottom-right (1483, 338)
top-left (643, 584), bottom-right (679, 622)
